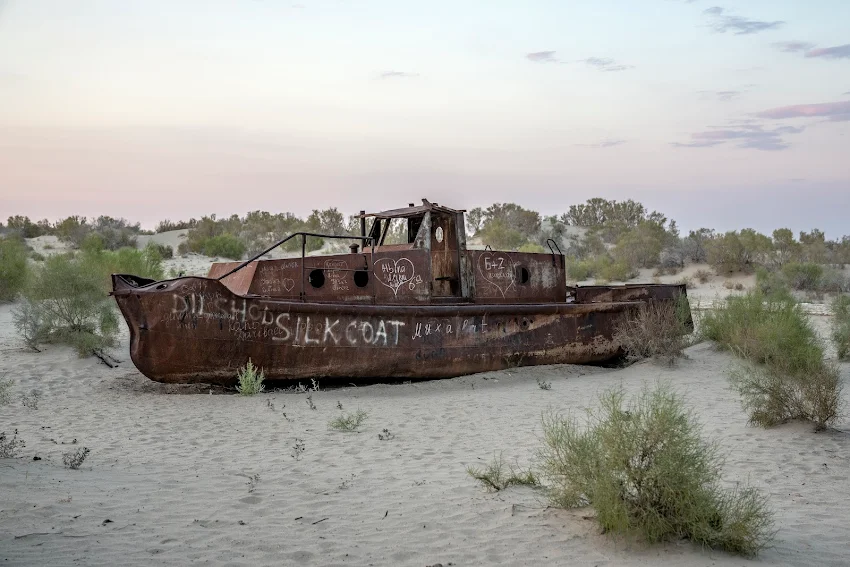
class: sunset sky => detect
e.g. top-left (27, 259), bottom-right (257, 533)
top-left (1, 0), bottom-right (848, 236)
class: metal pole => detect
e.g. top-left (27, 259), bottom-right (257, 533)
top-left (300, 234), bottom-right (306, 301)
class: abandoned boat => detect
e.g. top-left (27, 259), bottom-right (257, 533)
top-left (111, 199), bottom-right (691, 385)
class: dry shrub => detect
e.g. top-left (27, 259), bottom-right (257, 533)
top-left (538, 384), bottom-right (774, 556)
top-left (614, 297), bottom-right (692, 366)
top-left (0, 430), bottom-right (24, 458)
top-left (63, 447), bottom-right (90, 469)
top-left (0, 377), bottom-right (13, 406)
top-left (694, 269), bottom-right (712, 284)
top-left (730, 362), bottom-right (843, 431)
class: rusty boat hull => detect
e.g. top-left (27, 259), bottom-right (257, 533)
top-left (112, 274), bottom-right (687, 386)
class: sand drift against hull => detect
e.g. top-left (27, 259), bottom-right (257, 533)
top-left (111, 199), bottom-right (692, 384)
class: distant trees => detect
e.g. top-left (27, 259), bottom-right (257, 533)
top-left (5, 199), bottom-right (850, 288)
top-left (175, 207), bottom-right (355, 260)
top-left (4, 215), bottom-right (144, 251)
top-left (470, 203), bottom-right (541, 250)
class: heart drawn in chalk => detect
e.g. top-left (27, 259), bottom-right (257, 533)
top-left (282, 278), bottom-right (296, 292)
top-left (477, 252), bottom-right (515, 298)
top-left (374, 257), bottom-right (415, 296)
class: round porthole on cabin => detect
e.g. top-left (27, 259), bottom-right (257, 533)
top-left (517, 266), bottom-right (530, 284)
top-left (309, 269), bottom-right (325, 288)
top-left (354, 270), bottom-right (369, 287)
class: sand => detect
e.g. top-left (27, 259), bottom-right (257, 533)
top-left (2, 250), bottom-right (849, 566)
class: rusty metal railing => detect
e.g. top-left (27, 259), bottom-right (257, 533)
top-left (214, 232), bottom-right (374, 284)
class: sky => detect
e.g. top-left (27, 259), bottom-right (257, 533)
top-left (0, 0), bottom-right (848, 236)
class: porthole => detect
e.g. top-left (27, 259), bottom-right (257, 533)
top-left (517, 266), bottom-right (530, 284)
top-left (308, 269), bottom-right (325, 288)
top-left (353, 270), bottom-right (369, 287)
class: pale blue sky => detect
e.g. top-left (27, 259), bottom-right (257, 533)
top-left (1, 0), bottom-right (848, 235)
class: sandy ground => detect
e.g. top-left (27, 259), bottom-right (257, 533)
top-left (5, 241), bottom-right (850, 565)
top-left (1, 294), bottom-right (849, 566)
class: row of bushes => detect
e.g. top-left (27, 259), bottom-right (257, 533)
top-left (700, 290), bottom-right (843, 430)
top-left (566, 255), bottom-right (636, 283)
top-left (2, 215), bottom-right (148, 251)
top-left (170, 208), bottom-right (355, 260)
top-left (756, 263), bottom-right (849, 295)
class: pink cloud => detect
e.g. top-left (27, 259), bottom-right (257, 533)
top-left (757, 100), bottom-right (850, 121)
top-left (805, 44), bottom-right (850, 60)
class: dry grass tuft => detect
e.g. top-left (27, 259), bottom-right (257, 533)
top-left (467, 453), bottom-right (539, 492)
top-left (329, 409), bottom-right (368, 432)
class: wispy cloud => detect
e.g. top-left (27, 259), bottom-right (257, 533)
top-left (582, 57), bottom-right (633, 72)
top-left (806, 44), bottom-right (850, 60)
top-left (775, 42), bottom-right (850, 60)
top-left (698, 89), bottom-right (742, 101)
top-left (703, 6), bottom-right (783, 35)
top-left (525, 52), bottom-right (633, 71)
top-left (578, 139), bottom-right (627, 148)
top-left (526, 51), bottom-right (558, 63)
top-left (378, 71), bottom-right (419, 79)
top-left (674, 124), bottom-right (804, 151)
top-left (772, 41), bottom-right (816, 53)
top-left (756, 100), bottom-right (850, 122)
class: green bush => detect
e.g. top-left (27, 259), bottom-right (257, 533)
top-left (517, 242), bottom-right (545, 253)
top-left (14, 254), bottom-right (119, 356)
top-left (832, 296), bottom-right (850, 360)
top-left (236, 359), bottom-right (265, 395)
top-left (612, 221), bottom-right (668, 269)
top-left (596, 258), bottom-right (636, 283)
top-left (144, 242), bottom-right (174, 260)
top-left (614, 297), bottom-right (692, 365)
top-left (567, 256), bottom-right (636, 283)
top-left (538, 384), bottom-right (774, 556)
top-left (81, 247), bottom-right (164, 288)
top-left (700, 291), bottom-right (823, 375)
top-left (754, 267), bottom-right (788, 297)
top-left (201, 234), bottom-right (245, 260)
top-left (567, 258), bottom-right (593, 281)
top-left (781, 263), bottom-right (823, 291)
top-left (0, 237), bottom-right (29, 302)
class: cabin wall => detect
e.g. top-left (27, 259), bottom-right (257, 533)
top-left (371, 249), bottom-right (432, 303)
top-left (209, 249), bottom-right (433, 304)
top-left (469, 250), bottom-right (566, 303)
